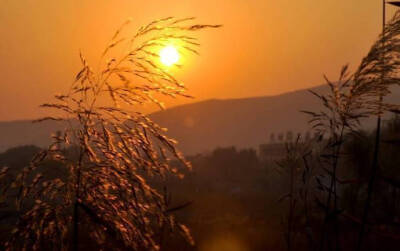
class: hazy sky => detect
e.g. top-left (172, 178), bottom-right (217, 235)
top-left (0, 0), bottom-right (396, 120)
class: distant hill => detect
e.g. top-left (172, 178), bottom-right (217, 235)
top-left (1, 84), bottom-right (399, 154)
top-left (0, 120), bottom-right (67, 153)
top-left (150, 86), bottom-right (324, 154)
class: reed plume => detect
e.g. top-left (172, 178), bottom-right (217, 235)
top-left (302, 10), bottom-right (400, 251)
top-left (2, 17), bottom-right (220, 251)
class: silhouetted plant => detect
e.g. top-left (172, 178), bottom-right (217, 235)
top-left (2, 17), bottom-right (220, 250)
top-left (277, 136), bottom-right (316, 251)
top-left (302, 11), bottom-right (400, 251)
top-left (302, 66), bottom-right (357, 251)
top-left (277, 139), bottom-right (299, 251)
top-left (0, 166), bottom-right (9, 208)
top-left (353, 10), bottom-right (400, 250)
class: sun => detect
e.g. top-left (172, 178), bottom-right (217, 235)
top-left (159, 45), bottom-right (180, 67)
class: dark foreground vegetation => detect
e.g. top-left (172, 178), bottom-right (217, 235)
top-left (0, 17), bottom-right (222, 250)
top-left (1, 115), bottom-right (400, 250)
top-left (3, 9), bottom-right (400, 251)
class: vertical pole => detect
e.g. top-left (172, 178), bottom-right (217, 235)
top-left (357, 1), bottom-right (385, 250)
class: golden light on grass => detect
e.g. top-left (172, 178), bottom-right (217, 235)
top-left (160, 45), bottom-right (180, 66)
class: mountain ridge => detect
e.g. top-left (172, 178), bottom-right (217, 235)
top-left (0, 84), bottom-right (397, 154)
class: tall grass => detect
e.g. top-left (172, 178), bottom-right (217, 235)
top-left (1, 17), bottom-right (220, 250)
top-left (303, 65), bottom-right (359, 251)
top-left (277, 136), bottom-right (315, 251)
top-left (355, 9), bottom-right (400, 251)
top-left (300, 10), bottom-right (400, 251)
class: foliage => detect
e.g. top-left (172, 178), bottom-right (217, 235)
top-left (276, 137), bottom-right (316, 251)
top-left (293, 10), bottom-right (400, 251)
top-left (1, 17), bottom-right (220, 250)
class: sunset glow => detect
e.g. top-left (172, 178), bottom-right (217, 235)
top-left (1, 1), bottom-right (400, 251)
top-left (159, 45), bottom-right (180, 66)
top-left (0, 0), bottom-right (392, 121)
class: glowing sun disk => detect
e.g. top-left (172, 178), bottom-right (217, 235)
top-left (160, 45), bottom-right (180, 66)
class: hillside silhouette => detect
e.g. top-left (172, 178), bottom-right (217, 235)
top-left (1, 84), bottom-right (399, 154)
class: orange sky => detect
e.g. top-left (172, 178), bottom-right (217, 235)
top-left (0, 0), bottom-right (396, 121)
